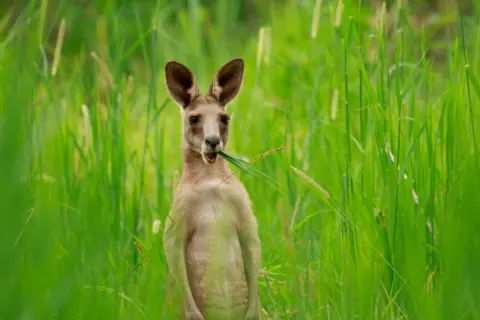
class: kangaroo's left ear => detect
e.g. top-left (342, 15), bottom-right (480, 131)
top-left (208, 58), bottom-right (244, 107)
top-left (165, 60), bottom-right (199, 108)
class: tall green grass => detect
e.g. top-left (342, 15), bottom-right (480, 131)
top-left (1, 0), bottom-right (480, 319)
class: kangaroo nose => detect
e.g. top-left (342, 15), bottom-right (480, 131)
top-left (205, 136), bottom-right (220, 149)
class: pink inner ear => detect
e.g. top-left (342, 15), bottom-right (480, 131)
top-left (172, 68), bottom-right (194, 90)
top-left (217, 68), bottom-right (237, 86)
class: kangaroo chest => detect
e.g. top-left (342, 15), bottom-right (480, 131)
top-left (186, 178), bottom-right (243, 235)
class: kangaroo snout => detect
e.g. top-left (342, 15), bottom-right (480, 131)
top-left (204, 135), bottom-right (221, 150)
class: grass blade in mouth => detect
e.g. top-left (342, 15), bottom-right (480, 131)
top-left (218, 148), bottom-right (285, 192)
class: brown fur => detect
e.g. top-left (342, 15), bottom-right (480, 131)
top-left (163, 59), bottom-right (261, 320)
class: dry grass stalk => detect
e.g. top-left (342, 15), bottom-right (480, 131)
top-left (290, 165), bottom-right (330, 199)
top-left (52, 18), bottom-right (66, 76)
top-left (248, 146), bottom-right (284, 164)
top-left (311, 0), bottom-right (323, 39)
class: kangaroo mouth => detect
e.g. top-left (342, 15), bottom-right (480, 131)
top-left (203, 152), bottom-right (218, 164)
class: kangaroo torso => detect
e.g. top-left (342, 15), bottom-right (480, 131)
top-left (171, 171), bottom-right (250, 318)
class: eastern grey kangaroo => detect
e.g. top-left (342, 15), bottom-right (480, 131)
top-left (163, 58), bottom-right (261, 320)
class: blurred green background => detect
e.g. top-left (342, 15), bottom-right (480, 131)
top-left (1, 0), bottom-right (480, 319)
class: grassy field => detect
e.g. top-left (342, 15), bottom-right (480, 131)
top-left (1, 0), bottom-right (480, 319)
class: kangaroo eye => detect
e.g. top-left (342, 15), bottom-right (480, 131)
top-left (220, 115), bottom-right (230, 124)
top-left (189, 115), bottom-right (200, 125)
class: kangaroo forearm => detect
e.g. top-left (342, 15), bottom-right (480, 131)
top-left (164, 242), bottom-right (197, 308)
top-left (241, 237), bottom-right (261, 307)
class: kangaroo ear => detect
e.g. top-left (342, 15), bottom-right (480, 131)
top-left (165, 61), bottom-right (199, 108)
top-left (208, 58), bottom-right (244, 106)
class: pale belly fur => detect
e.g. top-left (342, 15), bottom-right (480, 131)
top-left (185, 198), bottom-right (248, 319)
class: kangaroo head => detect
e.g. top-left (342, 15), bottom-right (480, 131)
top-left (165, 58), bottom-right (244, 164)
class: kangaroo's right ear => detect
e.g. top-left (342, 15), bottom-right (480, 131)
top-left (208, 58), bottom-right (244, 107)
top-left (165, 61), bottom-right (199, 108)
